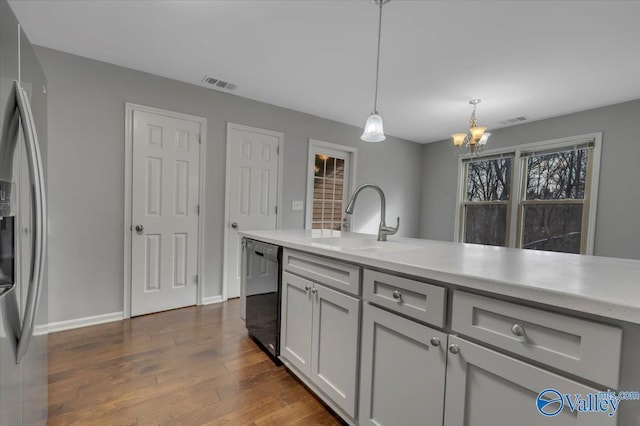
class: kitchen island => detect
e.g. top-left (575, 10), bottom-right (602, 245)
top-left (239, 229), bottom-right (640, 426)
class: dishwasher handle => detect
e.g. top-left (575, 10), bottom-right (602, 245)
top-left (245, 239), bottom-right (280, 262)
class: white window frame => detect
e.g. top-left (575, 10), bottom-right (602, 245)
top-left (454, 132), bottom-right (602, 254)
top-left (457, 152), bottom-right (515, 247)
top-left (305, 139), bottom-right (358, 230)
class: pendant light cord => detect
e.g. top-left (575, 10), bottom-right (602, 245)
top-left (373, 0), bottom-right (383, 114)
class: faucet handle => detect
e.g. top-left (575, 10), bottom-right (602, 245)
top-left (381, 217), bottom-right (400, 236)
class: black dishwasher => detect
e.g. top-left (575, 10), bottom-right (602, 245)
top-left (244, 238), bottom-right (282, 362)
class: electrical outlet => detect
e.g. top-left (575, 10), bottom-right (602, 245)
top-left (292, 201), bottom-right (304, 211)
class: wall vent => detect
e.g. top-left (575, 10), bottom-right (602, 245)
top-left (499, 116), bottom-right (530, 126)
top-left (202, 75), bottom-right (238, 91)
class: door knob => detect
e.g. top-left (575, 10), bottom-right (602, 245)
top-left (135, 224), bottom-right (144, 233)
top-left (231, 222), bottom-right (238, 229)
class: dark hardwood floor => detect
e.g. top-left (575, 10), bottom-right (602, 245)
top-left (48, 299), bottom-right (344, 425)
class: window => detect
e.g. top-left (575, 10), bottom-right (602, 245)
top-left (312, 154), bottom-right (346, 230)
top-left (305, 140), bottom-right (357, 232)
top-left (462, 155), bottom-right (514, 246)
top-left (519, 144), bottom-right (594, 254)
top-left (457, 134), bottom-right (601, 255)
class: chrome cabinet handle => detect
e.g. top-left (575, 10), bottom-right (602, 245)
top-left (448, 344), bottom-right (460, 355)
top-left (311, 288), bottom-right (317, 294)
top-left (231, 222), bottom-right (238, 229)
top-left (305, 285), bottom-right (311, 292)
top-left (135, 224), bottom-right (144, 233)
top-left (14, 80), bottom-right (47, 364)
top-left (430, 337), bottom-right (440, 347)
top-left (511, 324), bottom-right (525, 337)
top-left (392, 290), bottom-right (402, 301)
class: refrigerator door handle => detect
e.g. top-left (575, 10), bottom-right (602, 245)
top-left (14, 80), bottom-right (47, 364)
top-left (0, 282), bottom-right (16, 299)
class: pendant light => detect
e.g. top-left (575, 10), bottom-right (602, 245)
top-left (361, 0), bottom-right (389, 143)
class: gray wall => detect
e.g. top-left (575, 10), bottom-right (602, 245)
top-left (35, 47), bottom-right (424, 323)
top-left (420, 99), bottom-right (640, 260)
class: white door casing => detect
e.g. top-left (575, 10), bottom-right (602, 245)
top-left (124, 104), bottom-right (206, 317)
top-left (224, 123), bottom-right (282, 300)
top-left (305, 139), bottom-right (357, 231)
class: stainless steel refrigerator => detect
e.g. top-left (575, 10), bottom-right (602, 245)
top-left (0, 0), bottom-right (48, 424)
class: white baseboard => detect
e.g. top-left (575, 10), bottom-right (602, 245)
top-left (35, 297), bottom-right (226, 334)
top-left (202, 295), bottom-right (225, 305)
top-left (37, 311), bottom-right (124, 334)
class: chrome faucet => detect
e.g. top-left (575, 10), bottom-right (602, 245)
top-left (345, 184), bottom-right (400, 241)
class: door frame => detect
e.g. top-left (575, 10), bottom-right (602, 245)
top-left (305, 139), bottom-right (358, 230)
top-left (223, 122), bottom-right (284, 301)
top-left (123, 103), bottom-right (207, 319)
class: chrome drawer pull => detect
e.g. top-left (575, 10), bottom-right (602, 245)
top-left (511, 324), bottom-right (525, 337)
top-left (448, 344), bottom-right (460, 355)
top-left (305, 285), bottom-right (311, 292)
top-left (430, 337), bottom-right (440, 347)
top-left (392, 290), bottom-right (402, 301)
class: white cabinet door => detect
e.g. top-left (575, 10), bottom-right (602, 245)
top-left (444, 336), bottom-right (617, 426)
top-left (359, 303), bottom-right (447, 426)
top-left (310, 284), bottom-right (360, 418)
top-left (280, 272), bottom-right (313, 375)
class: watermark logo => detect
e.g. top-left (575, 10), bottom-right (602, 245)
top-left (537, 389), bottom-right (564, 417)
top-left (536, 388), bottom-right (640, 417)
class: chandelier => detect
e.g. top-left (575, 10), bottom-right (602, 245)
top-left (452, 99), bottom-right (491, 156)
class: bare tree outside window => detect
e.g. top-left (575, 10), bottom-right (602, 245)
top-left (458, 137), bottom-right (598, 255)
top-left (521, 147), bottom-right (591, 253)
top-left (463, 157), bottom-right (513, 246)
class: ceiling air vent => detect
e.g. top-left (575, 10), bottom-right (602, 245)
top-left (202, 75), bottom-right (238, 91)
top-left (499, 116), bottom-right (530, 126)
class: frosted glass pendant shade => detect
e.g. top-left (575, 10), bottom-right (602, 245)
top-left (361, 113), bottom-right (386, 142)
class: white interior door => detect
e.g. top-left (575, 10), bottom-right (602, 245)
top-left (225, 123), bottom-right (281, 299)
top-left (130, 110), bottom-right (201, 316)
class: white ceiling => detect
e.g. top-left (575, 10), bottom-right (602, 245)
top-left (9, 0), bottom-right (640, 143)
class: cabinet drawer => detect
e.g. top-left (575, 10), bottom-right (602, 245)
top-left (363, 269), bottom-right (446, 327)
top-left (283, 249), bottom-right (361, 296)
top-left (452, 291), bottom-right (622, 389)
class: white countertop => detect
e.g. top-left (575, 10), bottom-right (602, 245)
top-left (239, 229), bottom-right (640, 324)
